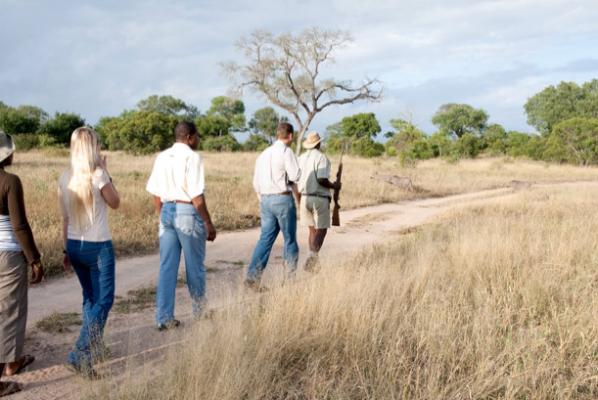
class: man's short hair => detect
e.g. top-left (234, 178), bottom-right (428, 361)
top-left (276, 122), bottom-right (294, 139)
top-left (175, 121), bottom-right (198, 141)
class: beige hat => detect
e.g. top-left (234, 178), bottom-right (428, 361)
top-left (0, 131), bottom-right (15, 164)
top-left (302, 131), bottom-right (322, 149)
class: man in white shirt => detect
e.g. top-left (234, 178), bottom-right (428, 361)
top-left (245, 122), bottom-right (301, 289)
top-left (297, 132), bottom-right (341, 272)
top-left (146, 121), bottom-right (217, 330)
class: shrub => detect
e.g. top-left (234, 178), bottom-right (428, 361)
top-left (96, 111), bottom-right (179, 155)
top-left (451, 133), bottom-right (482, 159)
top-left (505, 131), bottom-right (532, 158)
top-left (351, 137), bottom-right (385, 158)
top-left (13, 133), bottom-right (40, 151)
top-left (201, 134), bottom-right (241, 152)
top-left (544, 117), bottom-right (598, 165)
top-left (12, 133), bottom-right (56, 151)
top-left (243, 134), bottom-right (270, 152)
top-left (481, 124), bottom-right (507, 155)
top-left (428, 132), bottom-right (453, 158)
top-left (41, 112), bottom-right (85, 145)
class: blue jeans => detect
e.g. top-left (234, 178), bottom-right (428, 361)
top-left (247, 194), bottom-right (299, 282)
top-left (156, 202), bottom-right (206, 325)
top-left (66, 240), bottom-right (115, 369)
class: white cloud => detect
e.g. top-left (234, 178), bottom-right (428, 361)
top-left (0, 0), bottom-right (597, 134)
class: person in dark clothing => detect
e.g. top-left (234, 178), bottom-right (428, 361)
top-left (0, 131), bottom-right (44, 397)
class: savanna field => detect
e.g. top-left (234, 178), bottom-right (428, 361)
top-left (13, 149), bottom-right (598, 276)
top-left (83, 177), bottom-right (598, 399)
top-left (8, 150), bottom-right (598, 399)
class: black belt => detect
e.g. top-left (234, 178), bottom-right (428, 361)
top-left (262, 191), bottom-right (292, 196)
top-left (302, 193), bottom-right (331, 201)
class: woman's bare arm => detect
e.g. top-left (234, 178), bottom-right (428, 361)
top-left (101, 183), bottom-right (120, 209)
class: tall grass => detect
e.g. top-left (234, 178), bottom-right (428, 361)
top-left (12, 149), bottom-right (598, 276)
top-left (89, 186), bottom-right (598, 399)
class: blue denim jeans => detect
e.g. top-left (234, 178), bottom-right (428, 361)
top-left (156, 202), bottom-right (206, 325)
top-left (66, 240), bottom-right (115, 369)
top-left (247, 194), bottom-right (299, 282)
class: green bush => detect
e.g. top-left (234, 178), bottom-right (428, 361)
top-left (505, 132), bottom-right (532, 158)
top-left (385, 123), bottom-right (433, 164)
top-left (481, 124), bottom-right (507, 155)
top-left (12, 133), bottom-right (56, 151)
top-left (41, 112), bottom-right (85, 145)
top-left (428, 132), bottom-right (453, 158)
top-left (451, 133), bottom-right (482, 159)
top-left (385, 146), bottom-right (398, 157)
top-left (96, 111), bottom-right (179, 155)
top-left (351, 137), bottom-right (385, 158)
top-left (243, 134), bottom-right (270, 152)
top-left (13, 133), bottom-right (40, 151)
top-left (542, 117), bottom-right (598, 165)
top-left (201, 134), bottom-right (241, 152)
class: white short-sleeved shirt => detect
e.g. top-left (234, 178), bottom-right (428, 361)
top-left (59, 168), bottom-right (112, 242)
top-left (298, 149), bottom-right (331, 197)
top-left (253, 140), bottom-right (301, 195)
top-left (146, 143), bottom-right (205, 202)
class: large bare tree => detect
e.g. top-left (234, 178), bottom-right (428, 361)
top-left (223, 28), bottom-right (383, 154)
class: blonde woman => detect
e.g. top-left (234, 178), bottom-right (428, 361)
top-left (58, 127), bottom-right (119, 377)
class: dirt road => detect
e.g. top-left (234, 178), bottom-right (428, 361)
top-left (7, 181), bottom-right (594, 399)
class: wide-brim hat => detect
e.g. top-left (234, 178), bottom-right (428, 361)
top-left (0, 131), bottom-right (15, 163)
top-left (303, 131), bottom-right (322, 149)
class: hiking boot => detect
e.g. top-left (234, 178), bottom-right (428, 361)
top-left (157, 319), bottom-right (181, 331)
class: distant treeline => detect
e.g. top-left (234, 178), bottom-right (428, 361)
top-left (1, 79), bottom-right (597, 165)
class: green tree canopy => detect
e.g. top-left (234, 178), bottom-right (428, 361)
top-left (248, 107), bottom-right (286, 142)
top-left (41, 112), bottom-right (85, 144)
top-left (0, 104), bottom-right (49, 134)
top-left (137, 95), bottom-right (199, 119)
top-left (96, 111), bottom-right (179, 155)
top-left (431, 103), bottom-right (488, 138)
top-left (524, 80), bottom-right (598, 134)
top-left (482, 123), bottom-right (508, 155)
top-left (386, 119), bottom-right (432, 164)
top-left (544, 117), bottom-right (598, 165)
top-left (207, 96), bottom-right (246, 131)
top-left (196, 114), bottom-right (232, 137)
top-left (340, 113), bottom-right (381, 139)
top-left (325, 114), bottom-right (382, 157)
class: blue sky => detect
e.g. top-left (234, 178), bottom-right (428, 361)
top-left (1, 0), bottom-right (597, 135)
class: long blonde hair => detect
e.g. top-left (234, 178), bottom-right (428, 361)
top-left (66, 127), bottom-right (102, 231)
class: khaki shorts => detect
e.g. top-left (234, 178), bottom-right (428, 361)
top-left (300, 195), bottom-right (331, 229)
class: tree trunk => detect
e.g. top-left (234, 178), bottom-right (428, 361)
top-left (295, 114), bottom-right (315, 156)
top-left (295, 125), bottom-right (308, 155)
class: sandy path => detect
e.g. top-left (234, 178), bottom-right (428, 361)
top-left (7, 181), bottom-right (595, 399)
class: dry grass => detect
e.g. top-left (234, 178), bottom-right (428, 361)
top-left (35, 311), bottom-right (81, 334)
top-left (87, 185), bottom-right (598, 399)
top-left (11, 149), bottom-right (598, 276)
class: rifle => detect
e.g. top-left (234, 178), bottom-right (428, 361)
top-left (331, 147), bottom-right (345, 227)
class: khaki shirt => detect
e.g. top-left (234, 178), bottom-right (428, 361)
top-left (298, 149), bottom-right (331, 197)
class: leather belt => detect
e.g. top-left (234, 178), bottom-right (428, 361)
top-left (302, 193), bottom-right (332, 201)
top-left (164, 200), bottom-right (192, 204)
top-left (261, 191), bottom-right (292, 196)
